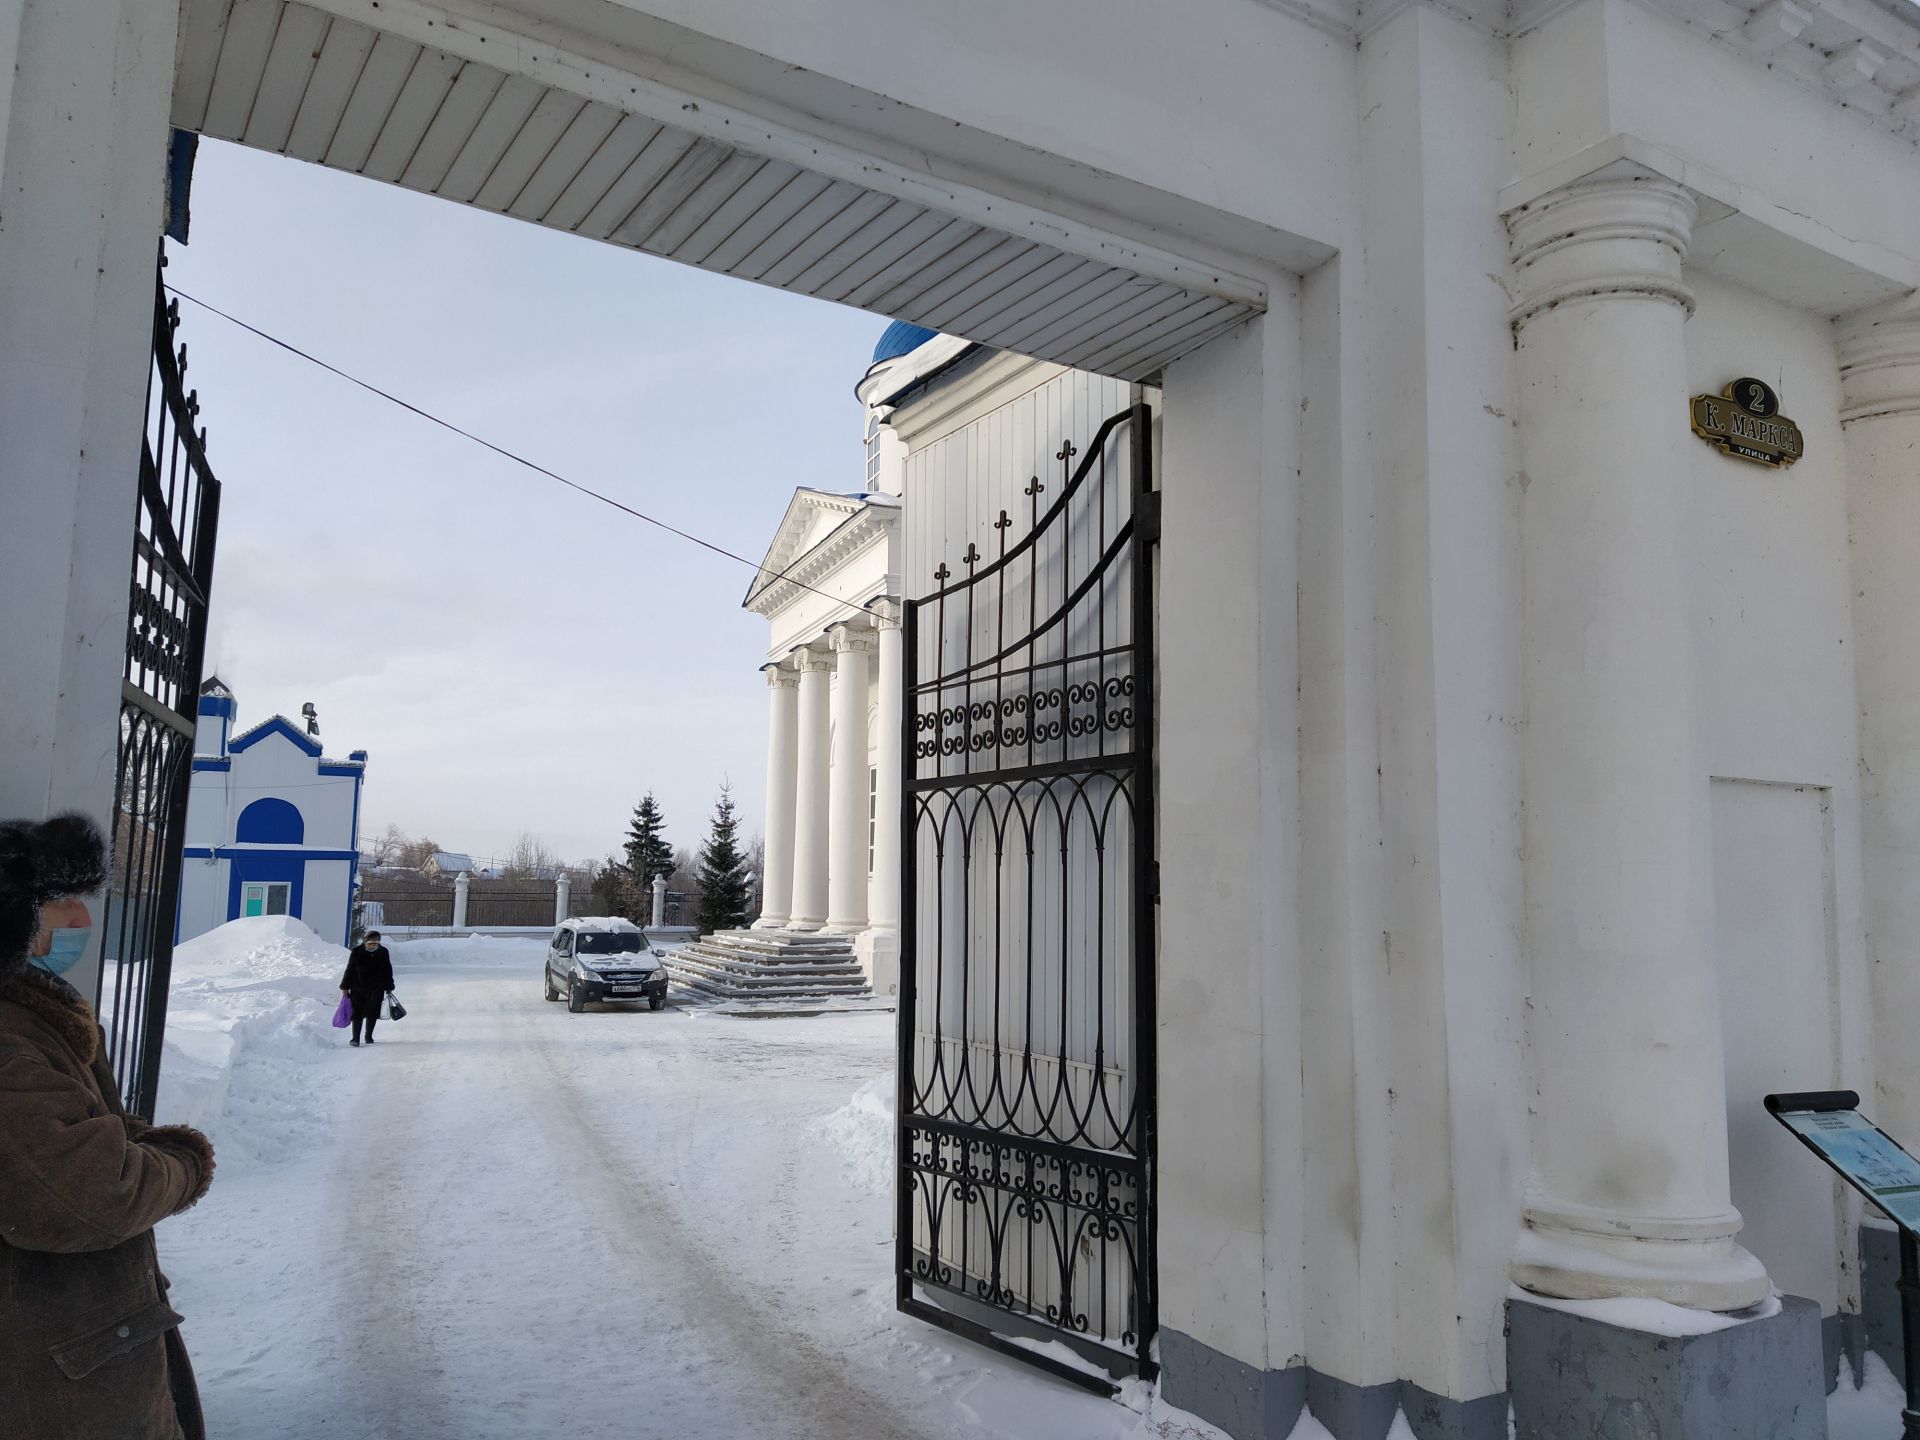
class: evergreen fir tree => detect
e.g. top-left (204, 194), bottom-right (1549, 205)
top-left (694, 784), bottom-right (752, 934)
top-left (623, 792), bottom-right (675, 911)
top-left (591, 853), bottom-right (631, 918)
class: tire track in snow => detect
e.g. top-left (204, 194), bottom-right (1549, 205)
top-left (521, 1002), bottom-right (928, 1440)
top-left (323, 981), bottom-right (464, 1438)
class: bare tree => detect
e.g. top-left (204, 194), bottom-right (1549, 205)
top-left (500, 831), bottom-right (559, 879)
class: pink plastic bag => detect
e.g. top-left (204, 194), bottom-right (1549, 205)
top-left (331, 994), bottom-right (353, 1029)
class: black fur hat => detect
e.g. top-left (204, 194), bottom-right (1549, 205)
top-left (0, 812), bottom-right (108, 981)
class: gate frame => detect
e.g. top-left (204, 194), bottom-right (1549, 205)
top-left (99, 264), bottom-right (221, 1119)
top-left (895, 399), bottom-right (1158, 1393)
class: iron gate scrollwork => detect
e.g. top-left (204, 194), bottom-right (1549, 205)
top-left (897, 401), bottom-right (1157, 1388)
top-left (100, 272), bottom-right (221, 1119)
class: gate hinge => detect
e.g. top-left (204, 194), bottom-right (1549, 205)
top-left (1134, 491), bottom-right (1162, 544)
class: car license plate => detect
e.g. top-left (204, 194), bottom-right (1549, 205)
top-left (611, 983), bottom-right (644, 993)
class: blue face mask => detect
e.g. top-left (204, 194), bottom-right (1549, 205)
top-left (30, 928), bottom-right (90, 976)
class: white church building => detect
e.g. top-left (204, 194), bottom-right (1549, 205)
top-left (175, 679), bottom-right (367, 947)
top-left (10, 0), bottom-right (1920, 1434)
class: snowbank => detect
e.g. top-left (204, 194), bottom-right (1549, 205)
top-left (1829, 1352), bottom-right (1905, 1440)
top-left (818, 1071), bottom-right (894, 1192)
top-left (156, 916), bottom-right (347, 1164)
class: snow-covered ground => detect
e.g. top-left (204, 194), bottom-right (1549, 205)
top-left (149, 920), bottom-right (1909, 1440)
top-left (151, 922), bottom-right (1229, 1439)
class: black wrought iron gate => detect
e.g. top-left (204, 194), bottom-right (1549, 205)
top-left (897, 400), bottom-right (1157, 1389)
top-left (99, 274), bottom-right (221, 1119)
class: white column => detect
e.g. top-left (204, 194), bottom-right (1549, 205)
top-left (554, 875), bottom-right (570, 925)
top-left (1840, 295), bottom-right (1920, 1145)
top-left (452, 872), bottom-right (469, 929)
top-left (651, 873), bottom-right (668, 930)
top-left (754, 664), bottom-right (800, 929)
top-left (827, 624), bottom-right (876, 933)
top-left (868, 605), bottom-right (904, 934)
top-left (1506, 169), bottom-right (1767, 1310)
top-left (788, 646), bottom-right (834, 931)
top-left (0, 0), bottom-right (182, 1003)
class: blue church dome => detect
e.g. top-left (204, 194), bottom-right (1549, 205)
top-left (872, 320), bottom-right (937, 364)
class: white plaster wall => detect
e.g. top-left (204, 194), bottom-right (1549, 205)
top-left (1352, 9), bottom-right (1529, 1402)
top-left (1687, 270), bottom-right (1870, 1314)
top-left (1159, 305), bottom-right (1305, 1377)
top-left (303, 859), bottom-right (354, 947)
top-left (1514, 0), bottom-right (1920, 304)
top-left (0, 0), bottom-right (183, 1002)
top-left (184, 768), bottom-right (231, 852)
top-left (175, 854), bottom-right (230, 943)
top-left (227, 733), bottom-right (359, 848)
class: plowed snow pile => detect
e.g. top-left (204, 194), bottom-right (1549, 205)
top-left (155, 915), bottom-right (347, 1163)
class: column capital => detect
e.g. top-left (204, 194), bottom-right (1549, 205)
top-left (1506, 168), bottom-right (1696, 329)
top-left (1837, 292), bottom-right (1920, 423)
top-left (763, 662), bottom-right (800, 689)
top-left (829, 622), bottom-right (878, 656)
top-left (793, 644), bottom-right (834, 673)
top-left (866, 597), bottom-right (904, 629)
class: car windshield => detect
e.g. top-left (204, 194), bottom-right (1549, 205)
top-left (576, 930), bottom-right (643, 955)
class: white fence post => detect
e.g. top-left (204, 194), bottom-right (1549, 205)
top-left (555, 875), bottom-right (571, 925)
top-left (651, 874), bottom-right (667, 929)
top-left (452, 872), bottom-right (469, 929)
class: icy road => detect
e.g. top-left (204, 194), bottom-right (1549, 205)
top-left (155, 929), bottom-right (1216, 1440)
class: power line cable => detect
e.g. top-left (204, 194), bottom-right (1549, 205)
top-left (164, 284), bottom-right (878, 619)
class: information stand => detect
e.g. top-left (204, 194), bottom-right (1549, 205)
top-left (1766, 1090), bottom-right (1920, 1439)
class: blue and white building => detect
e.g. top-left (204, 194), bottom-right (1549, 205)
top-left (175, 678), bottom-right (367, 946)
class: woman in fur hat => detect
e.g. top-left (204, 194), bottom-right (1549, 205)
top-left (0, 813), bottom-right (216, 1440)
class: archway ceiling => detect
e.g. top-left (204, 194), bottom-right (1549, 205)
top-left (174, 0), bottom-right (1266, 381)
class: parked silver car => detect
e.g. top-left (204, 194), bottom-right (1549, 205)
top-left (544, 917), bottom-right (668, 1013)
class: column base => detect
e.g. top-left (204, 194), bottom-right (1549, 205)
top-left (752, 916), bottom-right (791, 930)
top-left (855, 927), bottom-right (899, 996)
top-left (1514, 1200), bottom-right (1771, 1311)
top-left (1508, 1293), bottom-right (1826, 1440)
top-left (784, 916), bottom-right (826, 933)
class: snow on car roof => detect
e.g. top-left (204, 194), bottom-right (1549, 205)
top-left (566, 916), bottom-right (642, 932)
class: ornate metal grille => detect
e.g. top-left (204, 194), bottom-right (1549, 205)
top-left (897, 401), bottom-right (1158, 1388)
top-left (99, 276), bottom-right (221, 1118)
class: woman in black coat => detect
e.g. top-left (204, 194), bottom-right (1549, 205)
top-left (338, 931), bottom-right (394, 1047)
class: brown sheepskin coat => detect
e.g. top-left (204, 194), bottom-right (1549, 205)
top-left (0, 966), bottom-right (215, 1439)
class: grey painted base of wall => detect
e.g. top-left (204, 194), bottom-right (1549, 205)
top-left (1507, 1294), bottom-right (1827, 1440)
top-left (1158, 1330), bottom-right (1507, 1440)
top-left (1163, 1294), bottom-right (1833, 1440)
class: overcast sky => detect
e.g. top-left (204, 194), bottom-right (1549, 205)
top-left (171, 140), bottom-right (881, 868)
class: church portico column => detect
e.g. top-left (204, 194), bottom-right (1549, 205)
top-left (788, 646), bottom-right (834, 932)
top-left (867, 604), bottom-right (904, 937)
top-left (754, 664), bottom-right (800, 929)
top-left (1839, 295), bottom-right (1920, 1145)
top-left (827, 624), bottom-right (876, 933)
top-left (1506, 170), bottom-right (1768, 1310)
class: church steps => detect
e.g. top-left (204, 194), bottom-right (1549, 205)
top-left (664, 927), bottom-right (873, 1003)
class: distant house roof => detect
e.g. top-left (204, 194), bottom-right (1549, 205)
top-left (429, 851), bottom-right (475, 873)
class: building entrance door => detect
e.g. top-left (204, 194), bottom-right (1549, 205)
top-left (898, 401), bottom-right (1157, 1387)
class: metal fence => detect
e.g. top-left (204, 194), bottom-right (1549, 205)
top-left (354, 884), bottom-right (454, 927)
